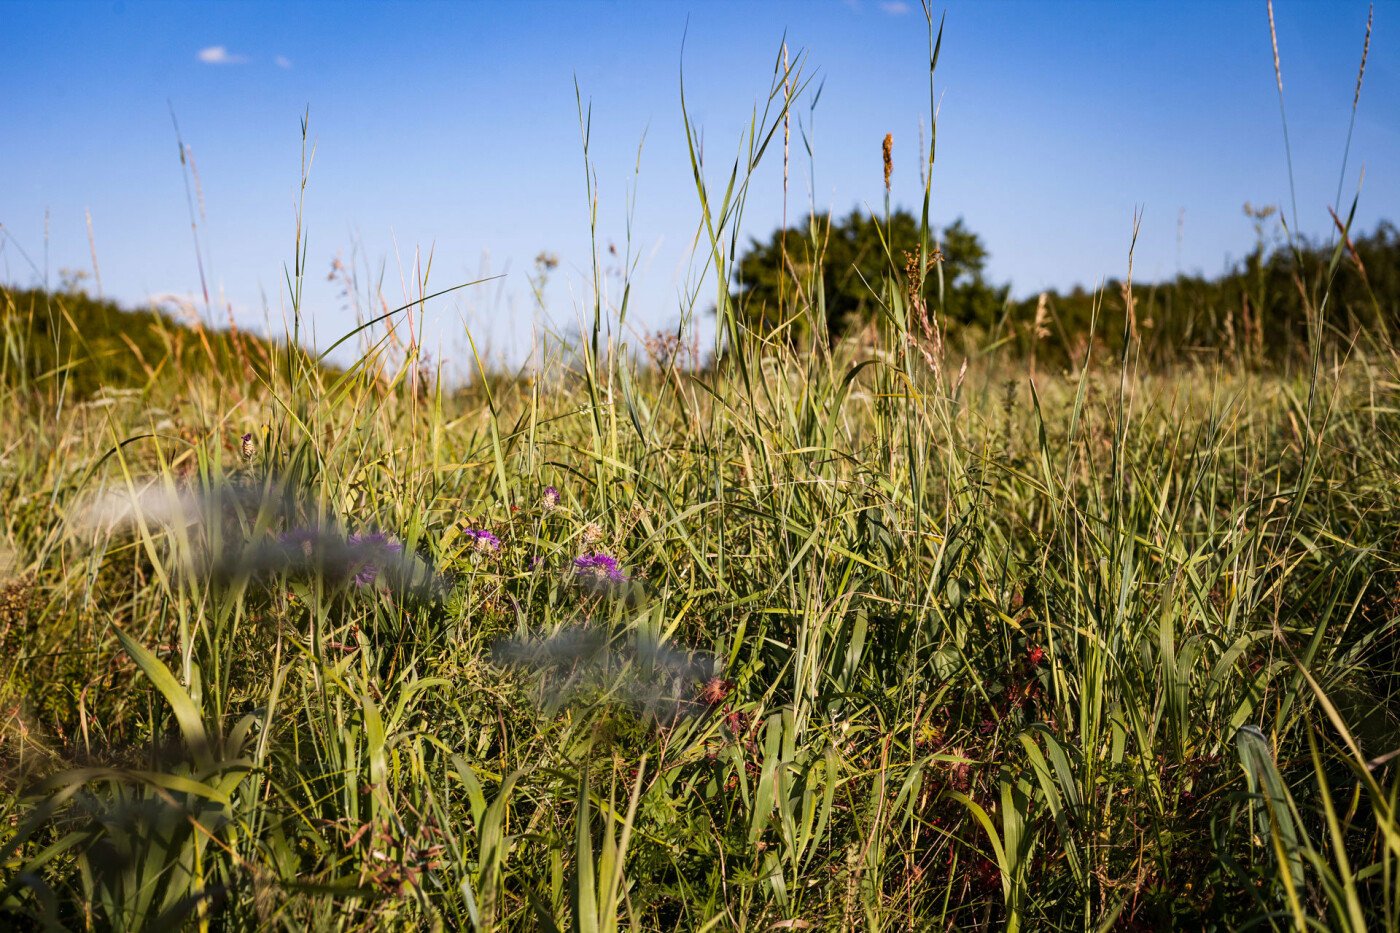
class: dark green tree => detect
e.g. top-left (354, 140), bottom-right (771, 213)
top-left (729, 208), bottom-right (1007, 341)
top-left (936, 217), bottom-right (1009, 333)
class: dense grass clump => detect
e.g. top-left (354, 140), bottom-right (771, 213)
top-left (3, 17), bottom-right (1398, 932)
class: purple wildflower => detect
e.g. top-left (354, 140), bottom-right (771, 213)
top-left (348, 531), bottom-right (404, 587)
top-left (460, 528), bottom-right (502, 555)
top-left (573, 552), bottom-right (628, 587)
top-left (542, 486), bottom-right (561, 510)
top-left (278, 526), bottom-right (320, 558)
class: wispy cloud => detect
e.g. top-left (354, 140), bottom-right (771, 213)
top-left (197, 45), bottom-right (248, 65)
top-left (879, 1), bottom-right (910, 14)
top-left (274, 55), bottom-right (293, 70)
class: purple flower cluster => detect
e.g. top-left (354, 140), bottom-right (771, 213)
top-left (347, 531), bottom-right (404, 587)
top-left (573, 552), bottom-right (628, 586)
top-left (542, 486), bottom-right (561, 510)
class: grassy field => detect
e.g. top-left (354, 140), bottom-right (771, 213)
top-left (4, 22), bottom-right (1400, 933)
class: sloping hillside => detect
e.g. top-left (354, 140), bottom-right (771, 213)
top-left (0, 286), bottom-right (314, 397)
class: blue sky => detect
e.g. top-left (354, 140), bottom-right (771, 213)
top-left (2, 0), bottom-right (1394, 372)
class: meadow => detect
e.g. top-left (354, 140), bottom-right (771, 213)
top-left (3, 18), bottom-right (1399, 933)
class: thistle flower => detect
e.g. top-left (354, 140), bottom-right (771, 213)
top-left (240, 432), bottom-right (257, 461)
top-left (278, 526), bottom-right (319, 558)
top-left (581, 522), bottom-right (604, 546)
top-left (541, 486), bottom-right (560, 511)
top-left (348, 532), bottom-right (404, 587)
top-left (573, 552), bottom-right (623, 580)
top-left (572, 552), bottom-right (627, 587)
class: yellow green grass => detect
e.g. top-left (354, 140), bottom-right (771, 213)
top-left (2, 14), bottom-right (1398, 931)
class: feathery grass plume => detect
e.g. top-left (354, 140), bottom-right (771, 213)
top-left (1033, 291), bottom-right (1050, 337)
top-left (882, 132), bottom-right (893, 191)
top-left (1266, 0), bottom-right (1300, 234)
top-left (1267, 0), bottom-right (1283, 95)
top-left (1354, 5), bottom-right (1372, 112)
top-left (1334, 3), bottom-right (1373, 213)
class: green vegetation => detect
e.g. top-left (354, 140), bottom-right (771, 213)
top-left (0, 286), bottom-right (312, 399)
top-left (1002, 215), bottom-right (1399, 368)
top-left (3, 16), bottom-right (1398, 933)
top-left (734, 207), bottom-right (1400, 368)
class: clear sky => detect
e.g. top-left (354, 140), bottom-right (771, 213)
top-left (2, 0), bottom-right (1394, 373)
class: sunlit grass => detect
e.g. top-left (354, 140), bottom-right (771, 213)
top-left (2, 8), bottom-right (1397, 931)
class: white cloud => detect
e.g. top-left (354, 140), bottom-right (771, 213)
top-left (274, 55), bottom-right (293, 70)
top-left (197, 45), bottom-right (248, 65)
top-left (879, 1), bottom-right (910, 14)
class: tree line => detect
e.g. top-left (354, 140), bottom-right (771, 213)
top-left (729, 207), bottom-right (1399, 366)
